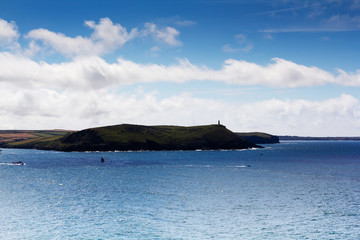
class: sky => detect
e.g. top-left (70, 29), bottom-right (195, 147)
top-left (0, 0), bottom-right (360, 136)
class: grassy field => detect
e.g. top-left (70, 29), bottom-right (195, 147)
top-left (0, 130), bottom-right (72, 147)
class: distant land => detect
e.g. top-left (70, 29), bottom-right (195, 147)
top-left (279, 136), bottom-right (360, 141)
top-left (0, 124), bottom-right (267, 152)
top-left (237, 132), bottom-right (279, 144)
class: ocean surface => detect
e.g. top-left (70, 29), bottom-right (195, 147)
top-left (0, 141), bottom-right (359, 239)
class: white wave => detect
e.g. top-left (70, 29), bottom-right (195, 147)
top-left (0, 162), bottom-right (26, 166)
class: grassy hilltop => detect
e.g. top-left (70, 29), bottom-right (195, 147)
top-left (2, 124), bottom-right (260, 152)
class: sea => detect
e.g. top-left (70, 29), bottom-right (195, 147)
top-left (0, 141), bottom-right (359, 240)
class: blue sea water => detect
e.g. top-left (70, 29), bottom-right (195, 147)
top-left (0, 141), bottom-right (359, 239)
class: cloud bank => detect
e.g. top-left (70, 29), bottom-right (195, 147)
top-left (0, 84), bottom-right (359, 136)
top-left (0, 17), bottom-right (359, 136)
top-left (1, 53), bottom-right (360, 89)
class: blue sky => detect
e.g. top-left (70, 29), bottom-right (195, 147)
top-left (0, 0), bottom-right (360, 136)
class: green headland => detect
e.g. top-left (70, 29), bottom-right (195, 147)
top-left (1, 124), bottom-right (268, 152)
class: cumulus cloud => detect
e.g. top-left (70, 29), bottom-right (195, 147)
top-left (0, 19), bottom-right (20, 50)
top-left (25, 18), bottom-right (182, 57)
top-left (143, 22), bottom-right (182, 47)
top-left (84, 18), bottom-right (139, 51)
top-left (26, 18), bottom-right (138, 57)
top-left (26, 28), bottom-right (95, 56)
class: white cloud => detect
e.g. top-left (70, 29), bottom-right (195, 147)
top-left (206, 57), bottom-right (335, 87)
top-left (335, 68), bottom-right (360, 86)
top-left (0, 19), bottom-right (20, 50)
top-left (26, 18), bottom-right (138, 57)
top-left (23, 40), bottom-right (42, 57)
top-left (0, 83), bottom-right (359, 136)
top-left (25, 18), bottom-right (182, 57)
top-left (2, 53), bottom-right (360, 89)
top-left (143, 23), bottom-right (182, 47)
top-left (84, 18), bottom-right (138, 51)
top-left (26, 28), bottom-right (94, 56)
top-left (238, 94), bottom-right (360, 135)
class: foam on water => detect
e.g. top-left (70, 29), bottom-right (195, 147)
top-left (0, 162), bottom-right (26, 166)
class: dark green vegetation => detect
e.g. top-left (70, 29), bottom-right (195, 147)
top-left (237, 132), bottom-right (279, 144)
top-left (2, 124), bottom-right (260, 152)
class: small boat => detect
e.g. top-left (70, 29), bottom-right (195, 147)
top-left (12, 161), bottom-right (25, 165)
